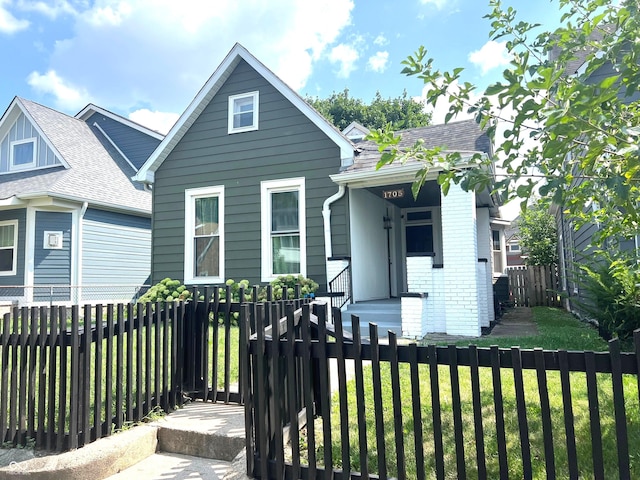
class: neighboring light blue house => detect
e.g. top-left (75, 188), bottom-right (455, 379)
top-left (0, 98), bottom-right (161, 305)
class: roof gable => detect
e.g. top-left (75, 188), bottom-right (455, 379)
top-left (77, 105), bottom-right (164, 171)
top-left (0, 98), bottom-right (69, 175)
top-left (0, 98), bottom-right (151, 214)
top-left (134, 43), bottom-right (355, 184)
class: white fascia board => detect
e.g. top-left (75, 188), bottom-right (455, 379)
top-left (134, 43), bottom-right (355, 183)
top-left (0, 196), bottom-right (26, 207)
top-left (330, 163), bottom-right (435, 188)
top-left (76, 104), bottom-right (165, 140)
top-left (16, 192), bottom-right (151, 216)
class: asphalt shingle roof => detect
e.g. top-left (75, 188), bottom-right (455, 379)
top-left (344, 119), bottom-right (491, 173)
top-left (0, 98), bottom-right (151, 214)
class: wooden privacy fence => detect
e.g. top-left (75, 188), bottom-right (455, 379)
top-left (0, 285), bottom-right (305, 452)
top-left (244, 303), bottom-right (640, 479)
top-left (508, 265), bottom-right (561, 307)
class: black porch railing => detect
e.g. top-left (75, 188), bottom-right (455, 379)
top-left (328, 260), bottom-right (352, 310)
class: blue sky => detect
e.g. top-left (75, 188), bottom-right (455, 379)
top-left (0, 0), bottom-right (564, 135)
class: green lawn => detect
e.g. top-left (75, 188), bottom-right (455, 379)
top-left (310, 307), bottom-right (640, 479)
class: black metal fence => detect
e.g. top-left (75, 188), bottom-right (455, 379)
top-left (0, 302), bottom-right (184, 451)
top-left (244, 303), bottom-right (640, 479)
top-left (0, 285), bottom-right (308, 452)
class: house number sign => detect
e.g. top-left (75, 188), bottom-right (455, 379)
top-left (382, 189), bottom-right (405, 199)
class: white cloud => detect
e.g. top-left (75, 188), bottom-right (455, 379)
top-left (31, 0), bottom-right (354, 113)
top-left (0, 0), bottom-right (29, 34)
top-left (468, 40), bottom-right (511, 75)
top-left (373, 34), bottom-right (387, 46)
top-left (419, 0), bottom-right (448, 9)
top-left (367, 51), bottom-right (388, 73)
top-left (27, 69), bottom-right (91, 110)
top-left (329, 43), bottom-right (359, 78)
top-left (128, 108), bottom-right (179, 135)
top-left (416, 80), bottom-right (478, 125)
top-left (16, 0), bottom-right (78, 19)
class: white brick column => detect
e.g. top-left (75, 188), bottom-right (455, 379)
top-left (403, 255), bottom-right (433, 337)
top-left (476, 208), bottom-right (494, 327)
top-left (441, 183), bottom-right (481, 336)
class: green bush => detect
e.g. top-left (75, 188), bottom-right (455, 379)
top-left (578, 249), bottom-right (640, 340)
top-left (138, 275), bottom-right (319, 304)
top-left (137, 277), bottom-right (193, 304)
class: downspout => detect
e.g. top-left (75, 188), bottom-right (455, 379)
top-left (322, 185), bottom-right (346, 261)
top-left (74, 202), bottom-right (89, 303)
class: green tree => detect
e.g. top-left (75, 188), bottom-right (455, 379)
top-left (307, 89), bottom-right (431, 131)
top-left (369, 0), bottom-right (640, 244)
top-left (517, 202), bottom-right (558, 266)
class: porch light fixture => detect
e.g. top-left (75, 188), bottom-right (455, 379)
top-left (383, 215), bottom-right (392, 231)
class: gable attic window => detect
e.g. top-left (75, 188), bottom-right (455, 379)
top-left (228, 91), bottom-right (259, 134)
top-left (0, 220), bottom-right (17, 275)
top-left (10, 138), bottom-right (37, 170)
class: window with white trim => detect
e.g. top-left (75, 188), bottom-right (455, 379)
top-left (228, 91), bottom-right (259, 134)
top-left (261, 178), bottom-right (306, 281)
top-left (10, 138), bottom-right (36, 170)
top-left (0, 220), bottom-right (18, 275)
top-left (184, 186), bottom-right (224, 283)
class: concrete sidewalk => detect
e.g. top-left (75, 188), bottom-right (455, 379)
top-left (0, 402), bottom-right (249, 480)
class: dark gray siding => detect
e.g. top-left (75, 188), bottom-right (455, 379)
top-left (34, 211), bottom-right (72, 285)
top-left (0, 209), bottom-right (26, 286)
top-left (82, 208), bottom-right (151, 286)
top-left (85, 112), bottom-right (162, 170)
top-left (152, 60), bottom-right (349, 287)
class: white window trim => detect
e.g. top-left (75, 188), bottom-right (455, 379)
top-left (184, 185), bottom-right (225, 284)
top-left (261, 178), bottom-right (306, 282)
top-left (228, 91), bottom-right (259, 134)
top-left (10, 138), bottom-right (37, 171)
top-left (0, 220), bottom-right (18, 276)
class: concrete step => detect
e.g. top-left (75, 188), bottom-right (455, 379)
top-left (156, 402), bottom-right (246, 462)
top-left (106, 452), bottom-right (233, 480)
top-left (0, 402), bottom-right (249, 480)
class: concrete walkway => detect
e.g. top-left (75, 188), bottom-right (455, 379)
top-left (421, 307), bottom-right (537, 343)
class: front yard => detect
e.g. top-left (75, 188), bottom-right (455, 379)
top-left (319, 307), bottom-right (639, 479)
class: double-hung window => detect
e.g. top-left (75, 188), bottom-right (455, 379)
top-left (10, 138), bottom-right (36, 170)
top-left (184, 186), bottom-right (224, 283)
top-left (0, 220), bottom-right (18, 275)
top-left (228, 91), bottom-right (259, 134)
top-left (261, 178), bottom-right (306, 281)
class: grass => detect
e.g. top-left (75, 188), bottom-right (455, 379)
top-left (303, 307), bottom-right (640, 479)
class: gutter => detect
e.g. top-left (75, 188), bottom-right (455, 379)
top-left (322, 185), bottom-right (346, 259)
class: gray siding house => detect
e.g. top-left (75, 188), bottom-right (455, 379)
top-left (0, 98), bottom-right (162, 305)
top-left (135, 44), bottom-right (505, 337)
top-left (552, 40), bottom-right (640, 315)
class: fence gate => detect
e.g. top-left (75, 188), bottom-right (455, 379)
top-left (507, 265), bottom-right (561, 307)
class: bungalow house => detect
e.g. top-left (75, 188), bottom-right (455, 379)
top-left (134, 44), bottom-right (506, 337)
top-left (0, 98), bottom-right (160, 305)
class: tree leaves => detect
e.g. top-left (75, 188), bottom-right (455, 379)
top-left (372, 0), bottom-right (640, 244)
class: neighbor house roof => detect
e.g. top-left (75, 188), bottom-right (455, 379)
top-left (0, 98), bottom-right (152, 214)
top-left (133, 43), bottom-right (356, 184)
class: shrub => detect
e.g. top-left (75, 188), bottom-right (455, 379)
top-left (137, 277), bottom-right (193, 304)
top-left (139, 275), bottom-right (319, 304)
top-left (578, 249), bottom-right (640, 340)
